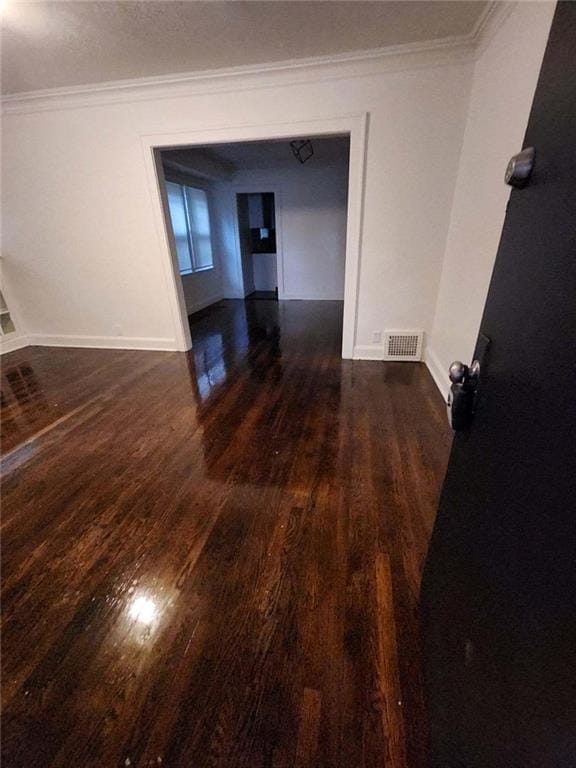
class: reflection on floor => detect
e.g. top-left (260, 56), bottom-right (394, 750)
top-left (1, 299), bottom-right (452, 768)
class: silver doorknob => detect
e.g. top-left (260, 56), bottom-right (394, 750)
top-left (449, 361), bottom-right (468, 384)
top-left (449, 360), bottom-right (480, 387)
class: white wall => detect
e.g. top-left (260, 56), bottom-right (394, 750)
top-left (252, 253), bottom-right (277, 292)
top-left (217, 159), bottom-right (349, 300)
top-left (426, 2), bottom-right (555, 395)
top-left (1, 43), bottom-right (473, 353)
top-left (180, 268), bottom-right (222, 316)
top-left (209, 185), bottom-right (245, 300)
top-left (235, 193), bottom-right (255, 297)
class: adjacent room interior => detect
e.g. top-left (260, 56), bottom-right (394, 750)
top-left (158, 135), bottom-right (350, 336)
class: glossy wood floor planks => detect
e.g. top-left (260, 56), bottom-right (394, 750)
top-left (1, 299), bottom-right (452, 768)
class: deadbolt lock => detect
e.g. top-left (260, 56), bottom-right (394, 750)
top-left (505, 147), bottom-right (535, 188)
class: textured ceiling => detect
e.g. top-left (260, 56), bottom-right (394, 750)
top-left (1, 1), bottom-right (490, 95)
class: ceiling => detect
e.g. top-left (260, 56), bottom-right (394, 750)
top-left (1, 1), bottom-right (490, 96)
top-left (163, 135), bottom-right (351, 174)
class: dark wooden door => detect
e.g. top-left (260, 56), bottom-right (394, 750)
top-left (421, 4), bottom-right (576, 766)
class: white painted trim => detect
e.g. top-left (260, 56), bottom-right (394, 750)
top-left (354, 343), bottom-right (433, 364)
top-left (0, 41), bottom-right (472, 106)
top-left (474, 2), bottom-right (517, 58)
top-left (26, 334), bottom-right (179, 351)
top-left (342, 112), bottom-right (368, 359)
top-left (186, 293), bottom-right (223, 317)
top-left (1, 50), bottom-right (472, 116)
top-left (282, 295), bottom-right (344, 302)
top-left (141, 113), bottom-right (367, 361)
top-left (0, 334), bottom-right (30, 355)
top-left (144, 149), bottom-right (193, 352)
top-left (0, 3), bottom-right (509, 116)
top-left (353, 344), bottom-right (384, 361)
top-left (425, 345), bottom-right (450, 400)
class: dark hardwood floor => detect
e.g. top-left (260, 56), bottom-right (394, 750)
top-left (1, 299), bottom-right (452, 768)
top-left (245, 290), bottom-right (278, 301)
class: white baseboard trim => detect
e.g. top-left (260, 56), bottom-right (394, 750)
top-left (353, 344), bottom-right (384, 360)
top-left (354, 343), bottom-right (438, 365)
top-left (26, 334), bottom-right (180, 351)
top-left (0, 334), bottom-right (30, 355)
top-left (280, 294), bottom-right (344, 301)
top-left (425, 345), bottom-right (449, 399)
top-left (187, 294), bottom-right (223, 315)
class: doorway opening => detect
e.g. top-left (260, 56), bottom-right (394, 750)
top-left (236, 192), bottom-right (278, 301)
top-left (156, 134), bottom-right (351, 350)
top-left (145, 114), bottom-right (367, 357)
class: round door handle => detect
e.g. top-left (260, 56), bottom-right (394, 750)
top-left (449, 361), bottom-right (468, 384)
top-left (449, 359), bottom-right (481, 387)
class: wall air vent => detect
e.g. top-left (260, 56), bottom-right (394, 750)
top-left (383, 330), bottom-right (423, 361)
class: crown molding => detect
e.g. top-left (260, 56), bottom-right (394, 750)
top-left (473, 0), bottom-right (518, 57)
top-left (1, 2), bottom-right (513, 116)
top-left (0, 39), bottom-right (475, 115)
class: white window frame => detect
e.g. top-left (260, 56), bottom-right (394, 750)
top-left (167, 181), bottom-right (214, 276)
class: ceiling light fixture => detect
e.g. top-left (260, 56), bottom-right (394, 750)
top-left (290, 139), bottom-right (314, 164)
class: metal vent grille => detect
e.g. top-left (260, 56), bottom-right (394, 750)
top-left (383, 331), bottom-right (423, 361)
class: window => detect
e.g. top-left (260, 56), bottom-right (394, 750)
top-left (166, 182), bottom-right (214, 275)
top-left (0, 290), bottom-right (16, 335)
